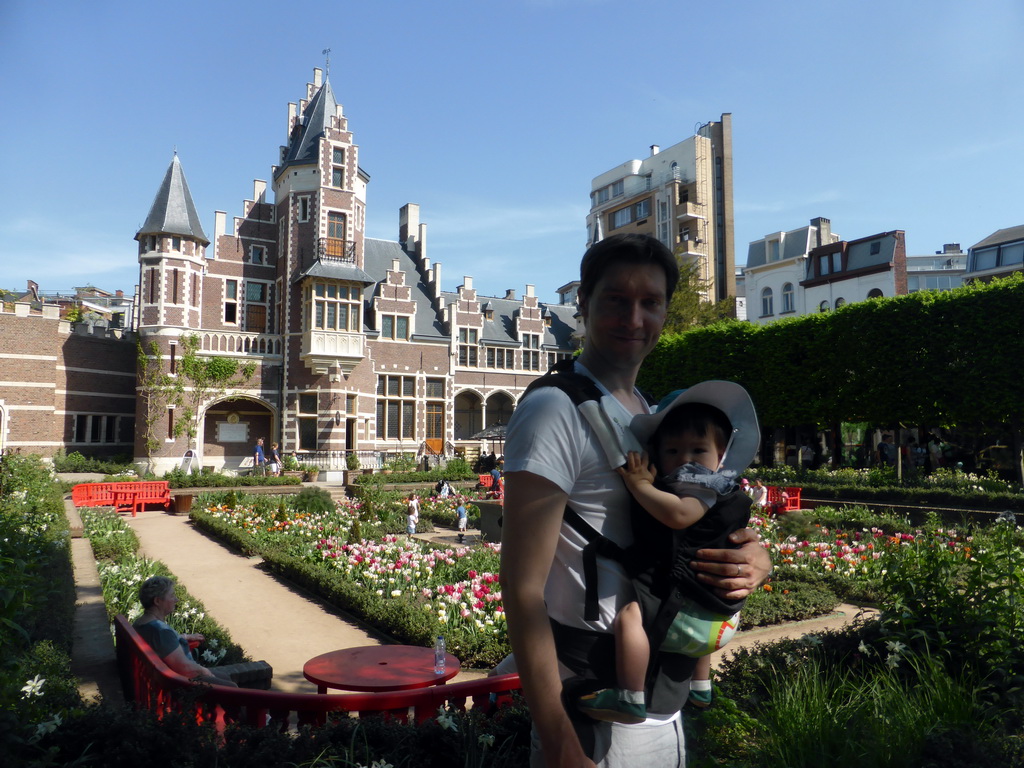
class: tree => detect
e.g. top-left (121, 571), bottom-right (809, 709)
top-left (136, 340), bottom-right (174, 467)
top-left (663, 259), bottom-right (737, 335)
top-left (171, 334), bottom-right (257, 451)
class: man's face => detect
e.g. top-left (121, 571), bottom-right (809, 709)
top-left (579, 262), bottom-right (668, 373)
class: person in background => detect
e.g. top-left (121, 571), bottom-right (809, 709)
top-left (133, 576), bottom-right (237, 686)
top-left (268, 442), bottom-right (282, 477)
top-left (456, 501), bottom-right (469, 544)
top-left (253, 437), bottom-right (267, 475)
top-left (406, 493), bottom-right (420, 537)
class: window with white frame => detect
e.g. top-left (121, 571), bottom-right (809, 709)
top-left (523, 333), bottom-right (540, 371)
top-left (486, 347), bottom-right (514, 369)
top-left (547, 351), bottom-right (572, 371)
top-left (249, 245), bottom-right (267, 265)
top-left (298, 393), bottom-right (318, 450)
top-left (611, 180), bottom-right (624, 197)
top-left (332, 147), bottom-right (345, 188)
top-left (760, 287), bottom-right (774, 317)
top-left (458, 328), bottom-right (479, 367)
top-left (306, 281), bottom-right (362, 332)
top-left (224, 280), bottom-right (238, 324)
top-left (425, 378), bottom-right (445, 441)
top-left (244, 281), bottom-right (270, 333)
top-left (298, 196), bottom-right (311, 222)
top-left (376, 375), bottom-right (415, 440)
top-left (781, 283), bottom-right (795, 313)
top-left (73, 414), bottom-right (132, 444)
top-left (380, 314), bottom-right (410, 340)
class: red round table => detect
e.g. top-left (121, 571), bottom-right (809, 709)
top-left (303, 645), bottom-right (461, 694)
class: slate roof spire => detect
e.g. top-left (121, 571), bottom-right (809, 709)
top-left (281, 77), bottom-right (339, 169)
top-left (137, 153), bottom-right (209, 245)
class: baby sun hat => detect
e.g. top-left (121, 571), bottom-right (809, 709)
top-left (630, 380), bottom-right (760, 475)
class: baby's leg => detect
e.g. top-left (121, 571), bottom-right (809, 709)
top-left (688, 654), bottom-right (713, 707)
top-left (614, 601), bottom-right (649, 693)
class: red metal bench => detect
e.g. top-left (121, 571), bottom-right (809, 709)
top-left (114, 615), bottom-right (522, 731)
top-left (72, 481), bottom-right (172, 517)
top-left (765, 485), bottom-right (802, 513)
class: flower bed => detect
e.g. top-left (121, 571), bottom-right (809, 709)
top-left (194, 494), bottom-right (507, 667)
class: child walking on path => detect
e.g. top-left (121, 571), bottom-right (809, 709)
top-left (577, 380), bottom-right (760, 724)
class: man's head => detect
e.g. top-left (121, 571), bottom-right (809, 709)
top-left (257, 437), bottom-right (264, 445)
top-left (578, 234), bottom-right (679, 307)
top-left (577, 235), bottom-right (679, 375)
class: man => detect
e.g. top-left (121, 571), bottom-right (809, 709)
top-left (500, 234), bottom-right (772, 768)
top-left (253, 437), bottom-right (266, 475)
top-left (877, 433), bottom-right (894, 467)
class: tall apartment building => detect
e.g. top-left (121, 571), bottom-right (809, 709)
top-left (586, 115), bottom-right (735, 302)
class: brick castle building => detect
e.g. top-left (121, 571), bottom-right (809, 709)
top-left (1, 68), bottom-right (578, 475)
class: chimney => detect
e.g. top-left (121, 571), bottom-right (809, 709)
top-left (116, 290), bottom-right (124, 298)
top-left (650, 145), bottom-right (660, 156)
top-left (504, 289), bottom-right (516, 300)
top-left (399, 203), bottom-right (420, 249)
top-left (811, 217), bottom-right (832, 247)
top-left (943, 243), bottom-right (962, 254)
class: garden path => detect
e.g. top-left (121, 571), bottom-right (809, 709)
top-left (122, 501), bottom-right (492, 694)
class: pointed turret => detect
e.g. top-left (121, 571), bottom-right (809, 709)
top-left (278, 78), bottom-right (340, 174)
top-left (137, 154), bottom-right (209, 245)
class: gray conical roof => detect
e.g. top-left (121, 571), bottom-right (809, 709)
top-left (137, 154), bottom-right (209, 245)
top-left (280, 79), bottom-right (338, 171)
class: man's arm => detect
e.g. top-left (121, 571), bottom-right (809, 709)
top-left (500, 471), bottom-right (596, 768)
top-left (690, 528), bottom-right (772, 601)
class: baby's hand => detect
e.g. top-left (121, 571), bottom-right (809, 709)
top-left (616, 451), bottom-right (657, 487)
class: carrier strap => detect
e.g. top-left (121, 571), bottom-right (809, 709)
top-left (563, 505), bottom-right (630, 622)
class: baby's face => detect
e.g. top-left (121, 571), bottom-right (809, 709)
top-left (655, 429), bottom-right (723, 474)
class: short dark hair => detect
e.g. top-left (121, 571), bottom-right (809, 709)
top-left (579, 234), bottom-right (680, 305)
top-left (651, 402), bottom-right (732, 454)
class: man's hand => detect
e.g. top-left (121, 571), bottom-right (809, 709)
top-left (690, 528), bottom-right (772, 600)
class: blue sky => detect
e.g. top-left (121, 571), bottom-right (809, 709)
top-left (2, 0), bottom-right (1022, 303)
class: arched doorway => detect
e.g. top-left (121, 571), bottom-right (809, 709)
top-left (485, 392), bottom-right (514, 428)
top-left (202, 397), bottom-right (276, 473)
top-left (454, 391), bottom-right (482, 440)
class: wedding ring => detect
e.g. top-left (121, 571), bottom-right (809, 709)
top-left (734, 564), bottom-right (742, 577)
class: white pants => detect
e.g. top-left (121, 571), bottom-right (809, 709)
top-left (530, 716), bottom-right (685, 768)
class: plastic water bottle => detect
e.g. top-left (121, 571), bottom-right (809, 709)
top-left (434, 635), bottom-right (446, 675)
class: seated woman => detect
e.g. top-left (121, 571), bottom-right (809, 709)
top-left (133, 576), bottom-right (237, 686)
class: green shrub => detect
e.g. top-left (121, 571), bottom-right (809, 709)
top-left (292, 486), bottom-right (336, 516)
top-left (52, 449), bottom-right (136, 475)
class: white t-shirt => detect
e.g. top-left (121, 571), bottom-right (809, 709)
top-left (504, 363), bottom-right (650, 633)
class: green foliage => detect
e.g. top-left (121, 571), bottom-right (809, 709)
top-left (293, 486), bottom-right (336, 516)
top-left (171, 334), bottom-right (257, 448)
top-left (662, 259), bottom-right (739, 335)
top-left (80, 508), bottom-right (140, 561)
top-left (383, 453), bottom-right (419, 473)
top-left (640, 273), bottom-right (1024, 431)
top-left (162, 465), bottom-right (301, 489)
top-left (52, 449), bottom-right (136, 475)
top-left (345, 453), bottom-right (360, 470)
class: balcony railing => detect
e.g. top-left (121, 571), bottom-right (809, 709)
top-left (198, 331), bottom-right (283, 357)
top-left (317, 237), bottom-right (356, 263)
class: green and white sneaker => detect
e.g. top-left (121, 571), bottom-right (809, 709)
top-left (687, 686), bottom-right (713, 708)
top-left (577, 688), bottom-right (646, 725)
